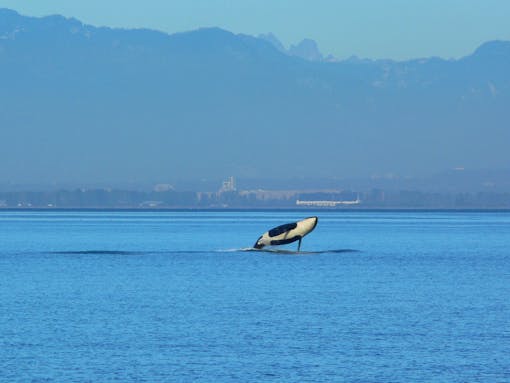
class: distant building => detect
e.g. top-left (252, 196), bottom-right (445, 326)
top-left (219, 176), bottom-right (236, 193)
top-left (296, 195), bottom-right (361, 207)
top-left (153, 184), bottom-right (175, 192)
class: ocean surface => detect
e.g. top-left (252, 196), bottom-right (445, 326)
top-left (1, 210), bottom-right (509, 382)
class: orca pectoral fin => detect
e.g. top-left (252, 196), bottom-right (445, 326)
top-left (297, 238), bottom-right (302, 252)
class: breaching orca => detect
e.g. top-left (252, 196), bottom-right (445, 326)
top-left (253, 216), bottom-right (318, 251)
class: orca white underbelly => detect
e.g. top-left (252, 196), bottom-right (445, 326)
top-left (253, 216), bottom-right (318, 251)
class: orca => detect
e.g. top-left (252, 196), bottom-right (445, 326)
top-left (253, 216), bottom-right (318, 251)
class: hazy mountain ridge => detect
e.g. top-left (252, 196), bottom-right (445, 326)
top-left (1, 9), bottom-right (509, 187)
top-left (258, 33), bottom-right (326, 61)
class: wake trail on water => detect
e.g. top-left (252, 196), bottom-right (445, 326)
top-left (49, 250), bottom-right (205, 255)
top-left (45, 248), bottom-right (359, 256)
top-left (50, 250), bottom-right (148, 255)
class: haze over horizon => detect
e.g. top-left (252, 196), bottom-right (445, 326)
top-left (1, 5), bottom-right (509, 191)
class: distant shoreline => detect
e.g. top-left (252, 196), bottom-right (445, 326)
top-left (1, 207), bottom-right (510, 213)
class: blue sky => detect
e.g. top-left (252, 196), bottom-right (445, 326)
top-left (1, 0), bottom-right (509, 60)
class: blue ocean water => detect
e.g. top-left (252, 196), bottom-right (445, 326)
top-left (1, 210), bottom-right (509, 382)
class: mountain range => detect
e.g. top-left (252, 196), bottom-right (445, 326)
top-left (1, 8), bottom-right (509, 188)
